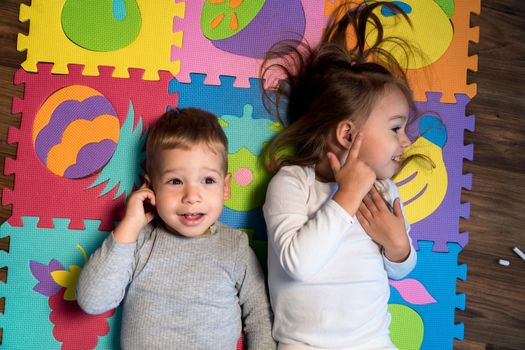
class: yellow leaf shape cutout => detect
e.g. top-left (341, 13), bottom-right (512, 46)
top-left (51, 265), bottom-right (82, 301)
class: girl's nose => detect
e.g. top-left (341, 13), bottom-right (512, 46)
top-left (400, 133), bottom-right (411, 148)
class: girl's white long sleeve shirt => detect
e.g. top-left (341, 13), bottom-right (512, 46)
top-left (263, 165), bottom-right (416, 348)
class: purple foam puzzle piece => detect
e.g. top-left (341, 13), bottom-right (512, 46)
top-left (408, 93), bottom-right (474, 252)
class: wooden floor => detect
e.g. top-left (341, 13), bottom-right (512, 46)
top-left (0, 1), bottom-right (524, 349)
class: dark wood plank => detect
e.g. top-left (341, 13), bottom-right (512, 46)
top-left (457, 1), bottom-right (525, 349)
top-left (0, 0), bottom-right (24, 252)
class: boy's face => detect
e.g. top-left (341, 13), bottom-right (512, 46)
top-left (149, 143), bottom-right (231, 237)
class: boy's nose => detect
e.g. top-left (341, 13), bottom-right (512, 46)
top-left (183, 185), bottom-right (201, 203)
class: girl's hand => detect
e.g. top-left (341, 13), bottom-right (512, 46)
top-left (329, 133), bottom-right (376, 216)
top-left (113, 183), bottom-right (156, 243)
top-left (356, 186), bottom-right (410, 262)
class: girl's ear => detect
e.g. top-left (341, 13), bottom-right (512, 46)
top-left (335, 120), bottom-right (356, 150)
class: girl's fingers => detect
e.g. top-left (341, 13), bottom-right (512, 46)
top-left (369, 186), bottom-right (387, 210)
top-left (327, 152), bottom-right (341, 174)
top-left (356, 210), bottom-right (369, 229)
top-left (362, 193), bottom-right (377, 213)
top-left (347, 132), bottom-right (363, 161)
top-left (358, 202), bottom-right (372, 219)
top-left (392, 198), bottom-right (403, 217)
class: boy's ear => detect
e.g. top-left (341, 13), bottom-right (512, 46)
top-left (144, 174), bottom-right (152, 189)
top-left (335, 120), bottom-right (356, 150)
top-left (223, 173), bottom-right (232, 201)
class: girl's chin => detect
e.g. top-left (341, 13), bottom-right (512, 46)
top-left (375, 170), bottom-right (394, 180)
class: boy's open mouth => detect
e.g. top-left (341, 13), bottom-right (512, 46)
top-left (179, 213), bottom-right (204, 219)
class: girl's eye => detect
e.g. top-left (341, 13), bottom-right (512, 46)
top-left (168, 178), bottom-right (182, 185)
top-left (204, 177), bottom-right (216, 184)
top-left (391, 127), bottom-right (401, 133)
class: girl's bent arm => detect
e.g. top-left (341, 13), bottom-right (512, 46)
top-left (263, 166), bottom-right (357, 281)
top-left (381, 181), bottom-right (417, 279)
top-left (383, 244), bottom-right (416, 280)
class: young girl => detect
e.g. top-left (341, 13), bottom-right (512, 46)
top-left (261, 2), bottom-right (418, 349)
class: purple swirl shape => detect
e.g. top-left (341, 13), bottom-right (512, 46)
top-left (34, 95), bottom-right (116, 164)
top-left (63, 140), bottom-right (117, 179)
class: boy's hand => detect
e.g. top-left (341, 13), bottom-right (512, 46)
top-left (113, 183), bottom-right (156, 243)
top-left (356, 186), bottom-right (410, 262)
top-left (329, 133), bottom-right (376, 216)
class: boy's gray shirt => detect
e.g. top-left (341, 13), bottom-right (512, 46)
top-left (77, 220), bottom-right (276, 349)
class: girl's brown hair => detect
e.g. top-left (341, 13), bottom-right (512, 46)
top-left (261, 1), bottom-right (419, 173)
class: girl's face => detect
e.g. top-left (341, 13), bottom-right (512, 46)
top-left (356, 86), bottom-right (411, 179)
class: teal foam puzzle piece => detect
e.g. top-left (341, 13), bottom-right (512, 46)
top-left (221, 104), bottom-right (277, 156)
top-left (0, 217), bottom-right (121, 349)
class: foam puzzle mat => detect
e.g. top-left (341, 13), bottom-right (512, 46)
top-left (1, 0), bottom-right (479, 348)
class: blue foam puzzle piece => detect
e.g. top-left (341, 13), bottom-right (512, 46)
top-left (389, 241), bottom-right (466, 349)
top-left (169, 74), bottom-right (272, 120)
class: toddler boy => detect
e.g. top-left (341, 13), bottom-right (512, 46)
top-left (77, 108), bottom-right (276, 349)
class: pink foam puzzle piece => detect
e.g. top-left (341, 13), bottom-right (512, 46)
top-left (174, 0), bottom-right (328, 87)
top-left (5, 64), bottom-right (177, 231)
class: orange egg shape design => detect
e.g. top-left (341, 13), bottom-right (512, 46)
top-left (33, 86), bottom-right (120, 179)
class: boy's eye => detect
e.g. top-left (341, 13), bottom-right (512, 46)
top-left (168, 178), bottom-right (182, 185)
top-left (204, 177), bottom-right (216, 184)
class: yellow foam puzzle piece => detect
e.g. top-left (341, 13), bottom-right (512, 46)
top-left (18, 0), bottom-right (185, 80)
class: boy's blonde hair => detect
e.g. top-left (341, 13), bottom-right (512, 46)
top-left (146, 108), bottom-right (228, 176)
